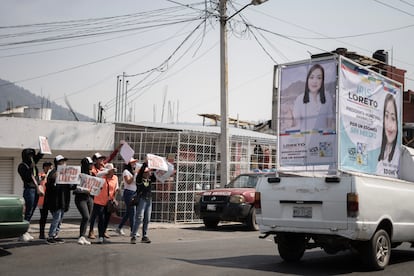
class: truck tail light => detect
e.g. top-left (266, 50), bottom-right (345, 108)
top-left (254, 192), bottom-right (261, 212)
top-left (347, 192), bottom-right (359, 217)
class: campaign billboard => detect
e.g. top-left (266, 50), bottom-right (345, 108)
top-left (338, 57), bottom-right (402, 178)
top-left (278, 58), bottom-right (337, 169)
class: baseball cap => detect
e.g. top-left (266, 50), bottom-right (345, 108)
top-left (55, 155), bottom-right (68, 163)
top-left (104, 163), bottom-right (117, 172)
top-left (129, 157), bottom-right (138, 164)
top-left (93, 152), bottom-right (106, 160)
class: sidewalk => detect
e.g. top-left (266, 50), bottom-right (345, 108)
top-left (28, 215), bottom-right (202, 236)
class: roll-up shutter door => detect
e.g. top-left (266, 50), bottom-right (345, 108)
top-left (0, 158), bottom-right (13, 194)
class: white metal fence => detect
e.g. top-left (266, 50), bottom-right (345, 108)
top-left (114, 127), bottom-right (276, 223)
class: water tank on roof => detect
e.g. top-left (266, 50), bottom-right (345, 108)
top-left (373, 50), bottom-right (388, 64)
top-left (24, 108), bottom-right (52, 120)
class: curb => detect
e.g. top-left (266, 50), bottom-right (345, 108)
top-left (28, 216), bottom-right (203, 234)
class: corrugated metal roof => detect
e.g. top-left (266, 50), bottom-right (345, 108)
top-left (124, 121), bottom-right (276, 140)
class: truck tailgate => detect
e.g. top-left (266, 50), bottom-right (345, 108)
top-left (259, 175), bottom-right (352, 232)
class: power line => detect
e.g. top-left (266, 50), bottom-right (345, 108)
top-left (374, 0), bottom-right (414, 17)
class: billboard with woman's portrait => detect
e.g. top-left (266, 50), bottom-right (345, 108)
top-left (278, 58), bottom-right (337, 169)
top-left (338, 57), bottom-right (402, 178)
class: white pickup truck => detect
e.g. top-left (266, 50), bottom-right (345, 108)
top-left (255, 145), bottom-right (414, 270)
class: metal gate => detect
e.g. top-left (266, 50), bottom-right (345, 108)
top-left (114, 128), bottom-right (276, 223)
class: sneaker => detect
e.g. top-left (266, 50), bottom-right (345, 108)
top-left (141, 236), bottom-right (151, 243)
top-left (88, 231), bottom-right (96, 239)
top-left (46, 237), bottom-right (57, 244)
top-left (115, 228), bottom-right (126, 236)
top-left (19, 233), bottom-right (30, 242)
top-left (78, 236), bottom-right (85, 245)
top-left (98, 237), bottom-right (104, 244)
top-left (104, 231), bottom-right (110, 239)
top-left (26, 232), bottom-right (34, 241)
top-left (130, 236), bottom-right (137, 244)
top-left (39, 234), bottom-right (46, 240)
top-left (83, 237), bottom-right (91, 245)
top-left (54, 237), bottom-right (65, 244)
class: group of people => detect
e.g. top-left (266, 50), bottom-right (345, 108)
top-left (17, 144), bottom-right (155, 245)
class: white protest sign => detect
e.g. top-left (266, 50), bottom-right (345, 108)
top-left (56, 165), bottom-right (81, 184)
top-left (39, 136), bottom-right (52, 154)
top-left (79, 174), bottom-right (105, 196)
top-left (154, 162), bottom-right (175, 183)
top-left (120, 142), bottom-right (134, 164)
top-left (147, 154), bottom-right (168, 171)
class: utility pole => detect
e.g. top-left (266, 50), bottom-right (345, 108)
top-left (219, 0), bottom-right (230, 186)
top-left (121, 72), bottom-right (126, 122)
top-left (125, 80), bottom-right (129, 122)
top-left (115, 75), bottom-right (120, 122)
top-left (219, 0), bottom-right (268, 186)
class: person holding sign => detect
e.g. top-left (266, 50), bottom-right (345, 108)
top-left (292, 64), bottom-right (335, 131)
top-left (131, 158), bottom-right (156, 244)
top-left (45, 155), bottom-right (72, 244)
top-left (17, 148), bottom-right (44, 242)
top-left (74, 157), bottom-right (94, 245)
top-left (92, 163), bottom-right (119, 244)
top-left (376, 94), bottom-right (400, 177)
top-left (91, 142), bottom-right (124, 176)
top-left (115, 158), bottom-right (139, 237)
top-left (38, 161), bottom-right (53, 240)
top-left (89, 143), bottom-right (123, 239)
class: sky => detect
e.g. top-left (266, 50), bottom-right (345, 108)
top-left (0, 0), bottom-right (413, 124)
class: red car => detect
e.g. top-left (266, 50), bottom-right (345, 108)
top-left (195, 172), bottom-right (274, 230)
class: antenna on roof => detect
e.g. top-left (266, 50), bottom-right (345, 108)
top-left (161, 86), bottom-right (167, 123)
top-left (64, 94), bottom-right (79, 121)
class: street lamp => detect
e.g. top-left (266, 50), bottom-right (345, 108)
top-left (219, 0), bottom-right (268, 186)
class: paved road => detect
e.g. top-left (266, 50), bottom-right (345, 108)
top-left (2, 222), bottom-right (414, 275)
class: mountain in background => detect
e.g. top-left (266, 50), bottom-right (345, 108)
top-left (0, 78), bottom-right (93, 121)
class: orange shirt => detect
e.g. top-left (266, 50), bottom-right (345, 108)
top-left (94, 174), bottom-right (118, 206)
top-left (37, 172), bottom-right (47, 208)
top-left (91, 165), bottom-right (103, 177)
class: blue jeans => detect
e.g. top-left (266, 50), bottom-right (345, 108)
top-left (95, 204), bottom-right (111, 238)
top-left (132, 198), bottom-right (152, 238)
top-left (49, 209), bottom-right (64, 238)
top-left (23, 188), bottom-right (39, 222)
top-left (118, 189), bottom-right (136, 232)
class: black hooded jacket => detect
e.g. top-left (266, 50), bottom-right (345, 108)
top-left (135, 162), bottom-right (156, 200)
top-left (44, 168), bottom-right (72, 212)
top-left (17, 148), bottom-right (43, 189)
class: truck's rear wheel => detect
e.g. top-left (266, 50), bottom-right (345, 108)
top-left (361, 229), bottom-right (391, 270)
top-left (245, 207), bottom-right (259, 231)
top-left (203, 218), bottom-right (219, 229)
top-left (276, 233), bottom-right (306, 262)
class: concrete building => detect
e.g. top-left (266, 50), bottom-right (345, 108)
top-left (0, 117), bottom-right (115, 219)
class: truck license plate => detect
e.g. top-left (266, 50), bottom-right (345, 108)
top-left (207, 204), bottom-right (216, 211)
top-left (293, 206), bottom-right (312, 218)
